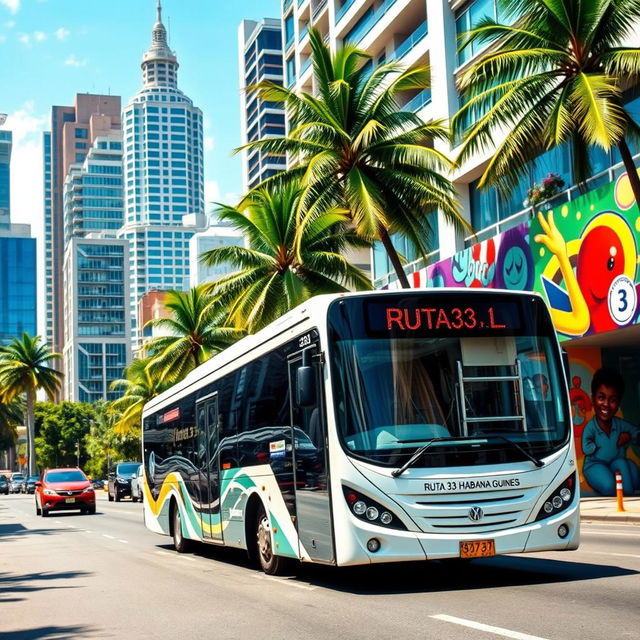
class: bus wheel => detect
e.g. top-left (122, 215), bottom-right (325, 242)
top-left (255, 504), bottom-right (291, 576)
top-left (172, 502), bottom-right (191, 553)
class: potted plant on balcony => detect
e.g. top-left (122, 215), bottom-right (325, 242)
top-left (523, 173), bottom-right (565, 210)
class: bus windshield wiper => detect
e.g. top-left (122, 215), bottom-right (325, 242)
top-left (391, 438), bottom-right (449, 477)
top-left (490, 435), bottom-right (544, 467)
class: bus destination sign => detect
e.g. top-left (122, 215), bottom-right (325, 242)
top-left (365, 299), bottom-right (522, 336)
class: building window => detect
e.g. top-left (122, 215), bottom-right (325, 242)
top-left (75, 128), bottom-right (89, 139)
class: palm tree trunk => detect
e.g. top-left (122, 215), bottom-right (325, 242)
top-left (26, 388), bottom-right (36, 476)
top-left (617, 138), bottom-right (640, 212)
top-left (378, 225), bottom-right (411, 289)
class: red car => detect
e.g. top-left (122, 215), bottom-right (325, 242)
top-left (35, 468), bottom-right (96, 517)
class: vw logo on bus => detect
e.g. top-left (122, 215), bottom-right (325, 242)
top-left (468, 506), bottom-right (484, 521)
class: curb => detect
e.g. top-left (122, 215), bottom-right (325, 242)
top-left (580, 514), bottom-right (640, 524)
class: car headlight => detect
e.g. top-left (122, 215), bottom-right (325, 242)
top-left (43, 489), bottom-right (57, 496)
top-left (82, 486), bottom-right (94, 494)
top-left (342, 486), bottom-right (406, 530)
top-left (535, 473), bottom-right (577, 521)
top-left (116, 477), bottom-right (128, 484)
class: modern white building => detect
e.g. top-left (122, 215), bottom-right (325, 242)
top-left (120, 1), bottom-right (205, 344)
top-left (238, 18), bottom-right (287, 191)
top-left (62, 236), bottom-right (131, 403)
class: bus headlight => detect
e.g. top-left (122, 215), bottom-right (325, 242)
top-left (535, 473), bottom-right (577, 521)
top-left (343, 486), bottom-right (407, 531)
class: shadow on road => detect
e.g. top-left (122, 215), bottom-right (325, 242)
top-left (0, 625), bottom-right (102, 639)
top-left (0, 523), bottom-right (85, 542)
top-left (0, 569), bottom-right (93, 604)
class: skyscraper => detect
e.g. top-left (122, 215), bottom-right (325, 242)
top-left (120, 0), bottom-right (205, 344)
top-left (43, 94), bottom-right (122, 354)
top-left (238, 18), bottom-right (287, 191)
top-left (0, 126), bottom-right (37, 345)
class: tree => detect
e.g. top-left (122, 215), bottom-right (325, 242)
top-left (0, 334), bottom-right (63, 475)
top-left (144, 286), bottom-right (241, 383)
top-left (201, 180), bottom-right (372, 332)
top-left (109, 358), bottom-right (172, 436)
top-left (34, 402), bottom-right (95, 469)
top-left (241, 29), bottom-right (466, 288)
top-left (0, 397), bottom-right (23, 456)
top-left (453, 0), bottom-right (640, 210)
top-left (85, 400), bottom-right (125, 478)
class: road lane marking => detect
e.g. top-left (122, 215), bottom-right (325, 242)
top-left (431, 614), bottom-right (549, 640)
top-left (103, 534), bottom-right (115, 539)
top-left (251, 574), bottom-right (316, 591)
top-left (583, 531), bottom-right (639, 538)
top-left (587, 551), bottom-right (640, 560)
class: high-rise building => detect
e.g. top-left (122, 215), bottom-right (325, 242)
top-left (62, 236), bottom-right (131, 403)
top-left (238, 18), bottom-right (287, 191)
top-left (43, 94), bottom-right (122, 354)
top-left (0, 130), bottom-right (11, 228)
top-left (120, 1), bottom-right (205, 344)
top-left (0, 124), bottom-right (37, 345)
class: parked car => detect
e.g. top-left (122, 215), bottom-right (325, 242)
top-left (21, 475), bottom-right (39, 494)
top-left (9, 473), bottom-right (24, 493)
top-left (0, 475), bottom-right (8, 495)
top-left (108, 461), bottom-right (141, 502)
top-left (91, 478), bottom-right (106, 490)
top-left (131, 464), bottom-right (145, 503)
top-left (35, 468), bottom-right (96, 517)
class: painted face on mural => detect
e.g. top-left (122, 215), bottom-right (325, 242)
top-left (591, 383), bottom-right (621, 430)
top-left (501, 245), bottom-right (529, 290)
top-left (577, 226), bottom-right (624, 301)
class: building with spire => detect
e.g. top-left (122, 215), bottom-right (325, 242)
top-left (119, 0), bottom-right (205, 345)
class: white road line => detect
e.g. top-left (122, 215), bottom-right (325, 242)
top-left (587, 551), bottom-right (640, 560)
top-left (431, 614), bottom-right (549, 640)
top-left (251, 573), bottom-right (316, 591)
top-left (585, 531), bottom-right (640, 538)
top-left (118, 539), bottom-right (129, 544)
top-left (103, 534), bottom-right (115, 539)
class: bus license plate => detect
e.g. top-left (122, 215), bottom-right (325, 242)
top-left (460, 539), bottom-right (495, 558)
top-left (65, 498), bottom-right (75, 504)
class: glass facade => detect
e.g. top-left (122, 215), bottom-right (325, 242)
top-left (0, 130), bottom-right (11, 226)
top-left (0, 237), bottom-right (37, 345)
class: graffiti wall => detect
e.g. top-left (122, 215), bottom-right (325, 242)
top-left (410, 171), bottom-right (640, 496)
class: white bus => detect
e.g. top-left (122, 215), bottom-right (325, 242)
top-left (141, 290), bottom-right (579, 574)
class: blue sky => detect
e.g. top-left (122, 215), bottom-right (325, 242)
top-left (0, 0), bottom-right (281, 235)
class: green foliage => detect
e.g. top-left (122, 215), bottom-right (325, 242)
top-left (202, 180), bottom-right (372, 332)
top-left (0, 397), bottom-right (23, 452)
top-left (453, 0), bottom-right (640, 196)
top-left (240, 28), bottom-right (465, 287)
top-left (34, 401), bottom-right (96, 469)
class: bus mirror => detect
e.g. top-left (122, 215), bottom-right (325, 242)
top-left (297, 365), bottom-right (316, 407)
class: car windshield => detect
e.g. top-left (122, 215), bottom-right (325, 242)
top-left (117, 463), bottom-right (140, 475)
top-left (28, 475), bottom-right (39, 481)
top-left (46, 470), bottom-right (86, 483)
top-left (12, 474), bottom-right (24, 481)
top-left (328, 293), bottom-right (570, 468)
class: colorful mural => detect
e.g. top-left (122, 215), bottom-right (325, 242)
top-left (408, 171), bottom-right (640, 496)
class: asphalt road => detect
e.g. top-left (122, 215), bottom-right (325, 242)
top-left (1, 493), bottom-right (638, 640)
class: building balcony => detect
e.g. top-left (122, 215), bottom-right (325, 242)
top-left (336, 0), bottom-right (357, 24)
top-left (403, 88), bottom-right (431, 112)
top-left (388, 21), bottom-right (428, 62)
top-left (344, 0), bottom-right (399, 46)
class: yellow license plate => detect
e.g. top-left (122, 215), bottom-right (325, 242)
top-left (65, 498), bottom-right (75, 504)
top-left (460, 539), bottom-right (495, 558)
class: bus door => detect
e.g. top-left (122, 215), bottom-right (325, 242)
top-left (288, 345), bottom-right (335, 563)
top-left (196, 394), bottom-right (223, 542)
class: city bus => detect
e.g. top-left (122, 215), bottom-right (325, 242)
top-left (140, 289), bottom-right (579, 574)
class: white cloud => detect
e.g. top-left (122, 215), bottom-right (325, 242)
top-left (204, 136), bottom-right (214, 152)
top-left (55, 27), bottom-right (69, 40)
top-left (0, 0), bottom-right (20, 15)
top-left (34, 30), bottom-right (45, 41)
top-left (204, 180), bottom-right (221, 204)
top-left (0, 34), bottom-right (5, 43)
top-left (18, 32), bottom-right (29, 45)
top-left (64, 54), bottom-right (87, 67)
top-left (4, 19), bottom-right (15, 27)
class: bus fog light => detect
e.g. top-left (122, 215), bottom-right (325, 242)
top-left (380, 511), bottom-right (393, 525)
top-left (560, 488), bottom-right (571, 502)
top-left (557, 524), bottom-right (569, 539)
top-left (366, 538), bottom-right (381, 553)
top-left (366, 506), bottom-right (379, 521)
top-left (353, 501), bottom-right (366, 515)
top-left (543, 501), bottom-right (553, 513)
top-left (552, 496), bottom-right (563, 509)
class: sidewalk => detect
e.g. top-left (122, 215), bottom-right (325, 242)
top-left (580, 496), bottom-right (640, 524)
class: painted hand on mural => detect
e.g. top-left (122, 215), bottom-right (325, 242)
top-left (534, 211), bottom-right (591, 336)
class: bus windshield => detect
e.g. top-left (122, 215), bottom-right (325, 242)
top-left (328, 292), bottom-right (570, 468)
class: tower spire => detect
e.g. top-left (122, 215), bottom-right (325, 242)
top-left (157, 0), bottom-right (162, 23)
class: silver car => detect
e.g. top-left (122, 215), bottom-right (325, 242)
top-left (9, 473), bottom-right (24, 494)
top-left (131, 464), bottom-right (144, 503)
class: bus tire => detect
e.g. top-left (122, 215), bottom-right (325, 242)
top-left (172, 501), bottom-right (191, 553)
top-left (255, 503), bottom-right (292, 576)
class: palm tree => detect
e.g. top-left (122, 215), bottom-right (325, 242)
top-left (109, 358), bottom-right (172, 436)
top-left (201, 180), bottom-right (372, 333)
top-left (0, 334), bottom-right (63, 475)
top-left (144, 286), bottom-right (241, 383)
top-left (0, 397), bottom-right (23, 457)
top-left (453, 0), bottom-right (640, 209)
top-left (240, 29), bottom-right (466, 288)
